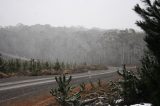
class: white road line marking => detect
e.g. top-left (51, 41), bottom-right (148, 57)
top-left (0, 70), bottom-right (116, 91)
top-left (0, 70), bottom-right (107, 86)
top-left (0, 77), bottom-right (55, 87)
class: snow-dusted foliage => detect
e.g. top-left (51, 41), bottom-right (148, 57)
top-left (130, 103), bottom-right (152, 106)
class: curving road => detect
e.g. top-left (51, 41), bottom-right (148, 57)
top-left (0, 67), bottom-right (118, 105)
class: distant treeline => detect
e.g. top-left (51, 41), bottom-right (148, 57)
top-left (0, 24), bottom-right (145, 65)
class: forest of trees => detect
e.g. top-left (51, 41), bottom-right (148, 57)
top-left (0, 25), bottom-right (145, 66)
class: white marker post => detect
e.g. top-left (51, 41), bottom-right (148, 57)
top-left (88, 70), bottom-right (91, 79)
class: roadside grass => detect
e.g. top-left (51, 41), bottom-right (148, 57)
top-left (0, 64), bottom-right (108, 78)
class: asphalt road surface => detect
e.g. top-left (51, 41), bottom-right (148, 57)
top-left (0, 67), bottom-right (118, 105)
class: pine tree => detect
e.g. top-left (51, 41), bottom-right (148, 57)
top-left (36, 60), bottom-right (41, 71)
top-left (50, 75), bottom-right (82, 106)
top-left (117, 65), bottom-right (141, 105)
top-left (134, 0), bottom-right (160, 105)
top-left (0, 55), bottom-right (5, 72)
top-left (54, 59), bottom-right (61, 71)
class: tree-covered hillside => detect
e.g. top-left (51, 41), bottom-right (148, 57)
top-left (0, 24), bottom-right (145, 65)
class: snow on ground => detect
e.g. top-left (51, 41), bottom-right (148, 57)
top-left (115, 99), bottom-right (123, 103)
top-left (130, 103), bottom-right (152, 106)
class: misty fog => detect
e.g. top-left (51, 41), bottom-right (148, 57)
top-left (0, 24), bottom-right (145, 66)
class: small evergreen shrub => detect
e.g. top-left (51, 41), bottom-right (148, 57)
top-left (117, 65), bottom-right (142, 105)
top-left (54, 59), bottom-right (61, 71)
top-left (50, 75), bottom-right (83, 106)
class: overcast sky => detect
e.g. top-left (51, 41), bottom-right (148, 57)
top-left (0, 0), bottom-right (142, 30)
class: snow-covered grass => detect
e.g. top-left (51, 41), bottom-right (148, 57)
top-left (115, 99), bottom-right (123, 104)
top-left (130, 103), bottom-right (152, 106)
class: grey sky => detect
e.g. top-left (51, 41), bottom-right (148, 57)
top-left (0, 0), bottom-right (141, 30)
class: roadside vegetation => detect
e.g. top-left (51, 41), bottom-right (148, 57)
top-left (50, 75), bottom-right (83, 106)
top-left (50, 74), bottom-right (121, 106)
top-left (0, 57), bottom-right (63, 77)
top-left (0, 56), bottom-right (108, 78)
